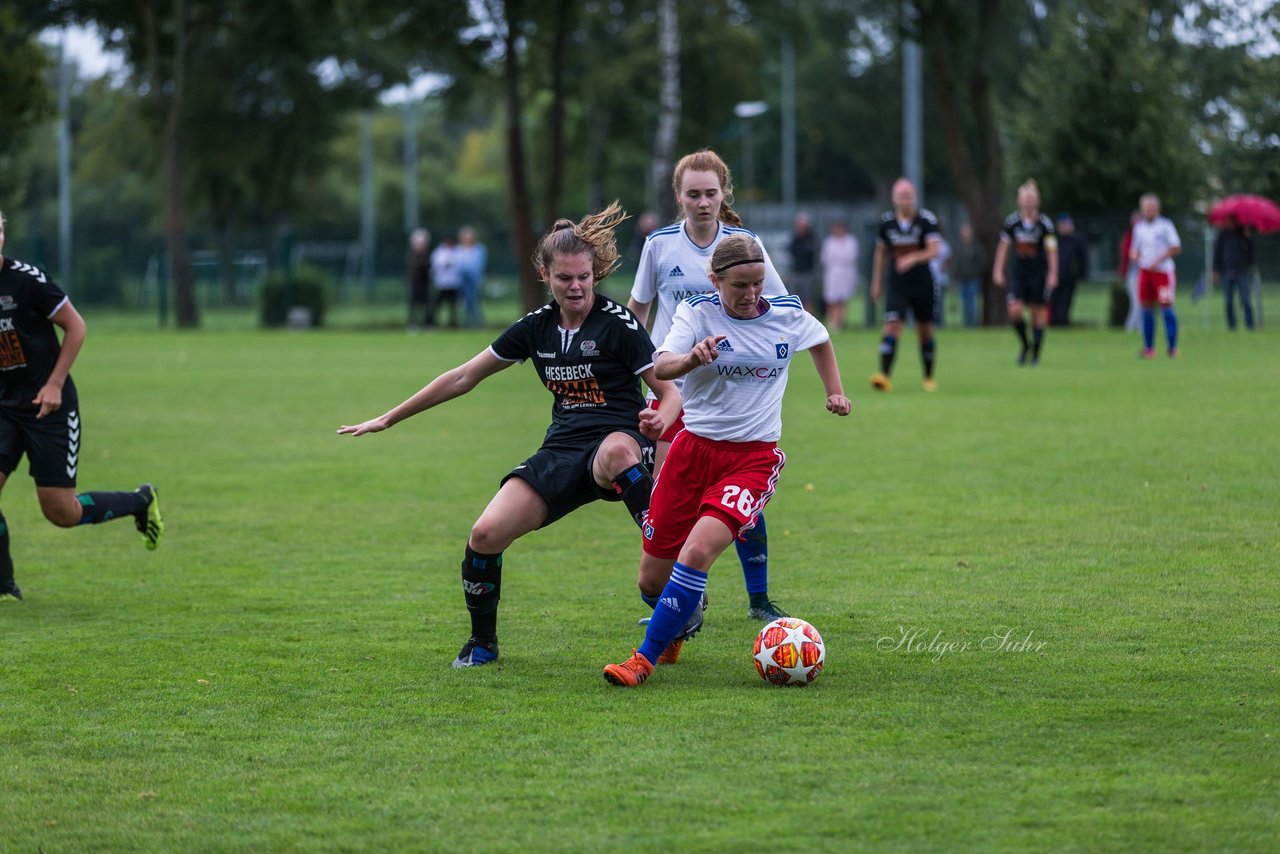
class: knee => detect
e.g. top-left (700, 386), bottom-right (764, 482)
top-left (42, 502), bottom-right (81, 528)
top-left (469, 517), bottom-right (508, 554)
top-left (595, 437), bottom-right (639, 479)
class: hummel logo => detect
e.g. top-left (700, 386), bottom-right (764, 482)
top-left (603, 302), bottom-right (639, 331)
top-left (669, 266), bottom-right (685, 277)
top-left (11, 261), bottom-right (47, 283)
top-left (536, 351), bottom-right (557, 358)
top-left (659, 596), bottom-right (681, 613)
top-left (715, 339), bottom-right (734, 352)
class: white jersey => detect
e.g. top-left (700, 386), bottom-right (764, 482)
top-left (1132, 217), bottom-right (1180, 273)
top-left (660, 293), bottom-right (829, 443)
top-left (631, 220), bottom-right (788, 363)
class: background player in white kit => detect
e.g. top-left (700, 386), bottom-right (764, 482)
top-left (628, 148), bottom-right (792, 622)
top-left (1130, 193), bottom-right (1182, 358)
top-left (605, 235), bottom-right (851, 687)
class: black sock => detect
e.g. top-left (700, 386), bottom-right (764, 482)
top-left (0, 510), bottom-right (14, 591)
top-left (879, 335), bottom-right (898, 375)
top-left (1013, 318), bottom-right (1029, 350)
top-left (921, 337), bottom-right (936, 379)
top-left (611, 463), bottom-right (653, 528)
top-left (1032, 327), bottom-right (1045, 358)
top-left (748, 591), bottom-right (772, 608)
top-left (76, 491), bottom-right (148, 525)
top-left (461, 545), bottom-right (503, 643)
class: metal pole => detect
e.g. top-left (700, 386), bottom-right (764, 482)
top-left (781, 35), bottom-right (796, 209)
top-left (403, 100), bottom-right (418, 235)
top-left (58, 33), bottom-right (73, 287)
top-left (361, 110), bottom-right (375, 299)
top-left (902, 1), bottom-right (923, 197)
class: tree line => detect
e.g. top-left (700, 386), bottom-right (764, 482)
top-left (3, 1), bottom-right (1276, 326)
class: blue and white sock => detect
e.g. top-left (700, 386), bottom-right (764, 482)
top-left (736, 513), bottom-right (768, 597)
top-left (637, 562), bottom-right (708, 665)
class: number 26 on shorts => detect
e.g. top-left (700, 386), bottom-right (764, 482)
top-left (720, 485), bottom-right (757, 515)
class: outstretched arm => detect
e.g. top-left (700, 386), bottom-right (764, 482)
top-left (808, 340), bottom-right (851, 416)
top-left (655, 336), bottom-right (725, 381)
top-left (338, 349), bottom-right (511, 436)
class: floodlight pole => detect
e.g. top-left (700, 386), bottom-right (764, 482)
top-left (404, 99), bottom-right (419, 235)
top-left (361, 110), bottom-right (375, 298)
top-left (781, 34), bottom-right (796, 209)
top-left (58, 33), bottom-right (73, 287)
top-left (902, 1), bottom-right (923, 198)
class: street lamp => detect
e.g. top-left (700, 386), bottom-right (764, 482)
top-left (734, 100), bottom-right (768, 197)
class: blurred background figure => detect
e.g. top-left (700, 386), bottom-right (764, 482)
top-left (407, 228), bottom-right (433, 331)
top-left (1050, 214), bottom-right (1088, 327)
top-left (820, 219), bottom-right (859, 330)
top-left (431, 235), bottom-right (461, 328)
top-left (632, 211), bottom-right (660, 259)
top-left (929, 220), bottom-right (952, 327)
top-left (788, 213), bottom-right (819, 314)
top-left (456, 226), bottom-right (487, 328)
top-left (953, 222), bottom-right (986, 328)
top-left (1119, 210), bottom-right (1142, 332)
top-left (1213, 216), bottom-right (1255, 331)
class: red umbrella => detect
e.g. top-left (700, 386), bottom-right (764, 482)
top-left (1207, 194), bottom-right (1280, 233)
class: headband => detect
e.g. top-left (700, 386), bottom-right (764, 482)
top-left (712, 257), bottom-right (765, 274)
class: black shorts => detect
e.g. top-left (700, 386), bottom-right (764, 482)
top-left (501, 429), bottom-right (656, 528)
top-left (0, 384), bottom-right (81, 488)
top-left (1009, 274), bottom-right (1048, 305)
top-left (886, 282), bottom-right (936, 324)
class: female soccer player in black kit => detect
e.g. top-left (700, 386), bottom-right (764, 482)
top-left (0, 210), bottom-right (163, 602)
top-left (339, 203), bottom-right (682, 668)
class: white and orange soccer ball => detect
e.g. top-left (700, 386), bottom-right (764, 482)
top-left (752, 617), bottom-right (825, 686)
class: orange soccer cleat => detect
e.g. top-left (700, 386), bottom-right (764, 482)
top-left (603, 650), bottom-right (655, 687)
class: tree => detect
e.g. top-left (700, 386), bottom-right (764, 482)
top-left (0, 9), bottom-right (55, 211)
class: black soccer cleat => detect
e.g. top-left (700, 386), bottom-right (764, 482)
top-left (0, 583), bottom-right (23, 602)
top-left (672, 592), bottom-right (708, 642)
top-left (747, 600), bottom-right (791, 621)
top-left (452, 636), bottom-right (499, 668)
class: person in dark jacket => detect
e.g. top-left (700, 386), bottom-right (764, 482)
top-left (1050, 215), bottom-right (1089, 327)
top-left (1213, 217), bottom-right (1256, 330)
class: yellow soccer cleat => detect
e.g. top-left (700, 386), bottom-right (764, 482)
top-left (870, 372), bottom-right (893, 392)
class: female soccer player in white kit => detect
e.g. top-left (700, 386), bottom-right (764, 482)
top-left (628, 148), bottom-right (792, 622)
top-left (605, 235), bottom-right (851, 687)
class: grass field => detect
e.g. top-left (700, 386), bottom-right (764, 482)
top-left (1, 310), bottom-right (1277, 851)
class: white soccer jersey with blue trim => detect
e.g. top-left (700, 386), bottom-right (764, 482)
top-left (631, 220), bottom-right (788, 361)
top-left (659, 294), bottom-right (828, 442)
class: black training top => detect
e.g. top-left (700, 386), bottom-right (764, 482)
top-left (1001, 212), bottom-right (1056, 281)
top-left (0, 257), bottom-right (72, 407)
top-left (489, 295), bottom-right (656, 445)
top-left (877, 209), bottom-right (939, 289)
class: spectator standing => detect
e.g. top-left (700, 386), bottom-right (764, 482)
top-left (431, 236), bottom-right (462, 329)
top-left (953, 223), bottom-right (986, 328)
top-left (788, 213), bottom-right (819, 313)
top-left (1213, 217), bottom-right (1256, 330)
top-left (1050, 215), bottom-right (1089, 327)
top-left (407, 228), bottom-right (433, 330)
top-left (1119, 211), bottom-right (1142, 332)
top-left (929, 224), bottom-right (952, 327)
top-left (456, 226), bottom-right (487, 328)
top-left (820, 220), bottom-right (859, 331)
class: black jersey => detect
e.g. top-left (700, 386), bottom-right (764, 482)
top-left (876, 209), bottom-right (939, 289)
top-left (489, 295), bottom-right (656, 445)
top-left (0, 257), bottom-right (72, 408)
top-left (1001, 213), bottom-right (1056, 280)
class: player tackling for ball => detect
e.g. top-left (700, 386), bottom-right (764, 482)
top-left (339, 204), bottom-right (686, 668)
top-left (603, 234), bottom-right (852, 687)
top-left (0, 209), bottom-right (163, 603)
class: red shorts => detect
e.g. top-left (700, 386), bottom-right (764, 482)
top-left (642, 430), bottom-right (786, 560)
top-left (648, 398), bottom-right (686, 443)
top-left (1137, 269), bottom-right (1176, 306)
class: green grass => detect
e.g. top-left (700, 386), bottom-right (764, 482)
top-left (0, 314), bottom-right (1277, 851)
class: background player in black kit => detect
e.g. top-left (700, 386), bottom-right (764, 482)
top-left (869, 178), bottom-right (942, 393)
top-left (992, 179), bottom-right (1059, 365)
top-left (0, 210), bottom-right (163, 602)
top-left (339, 203), bottom-right (682, 668)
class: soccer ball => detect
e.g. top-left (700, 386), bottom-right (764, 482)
top-left (753, 618), bottom-right (825, 686)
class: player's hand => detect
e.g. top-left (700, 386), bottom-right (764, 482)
top-left (826, 394), bottom-right (851, 416)
top-left (637, 407), bottom-right (664, 440)
top-left (894, 257), bottom-right (913, 275)
top-left (993, 271), bottom-right (1006, 288)
top-left (1047, 275), bottom-right (1058, 291)
top-left (870, 284), bottom-right (881, 302)
top-left (337, 416), bottom-right (390, 437)
top-left (32, 384), bottom-right (62, 419)
top-left (689, 335), bottom-right (725, 367)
